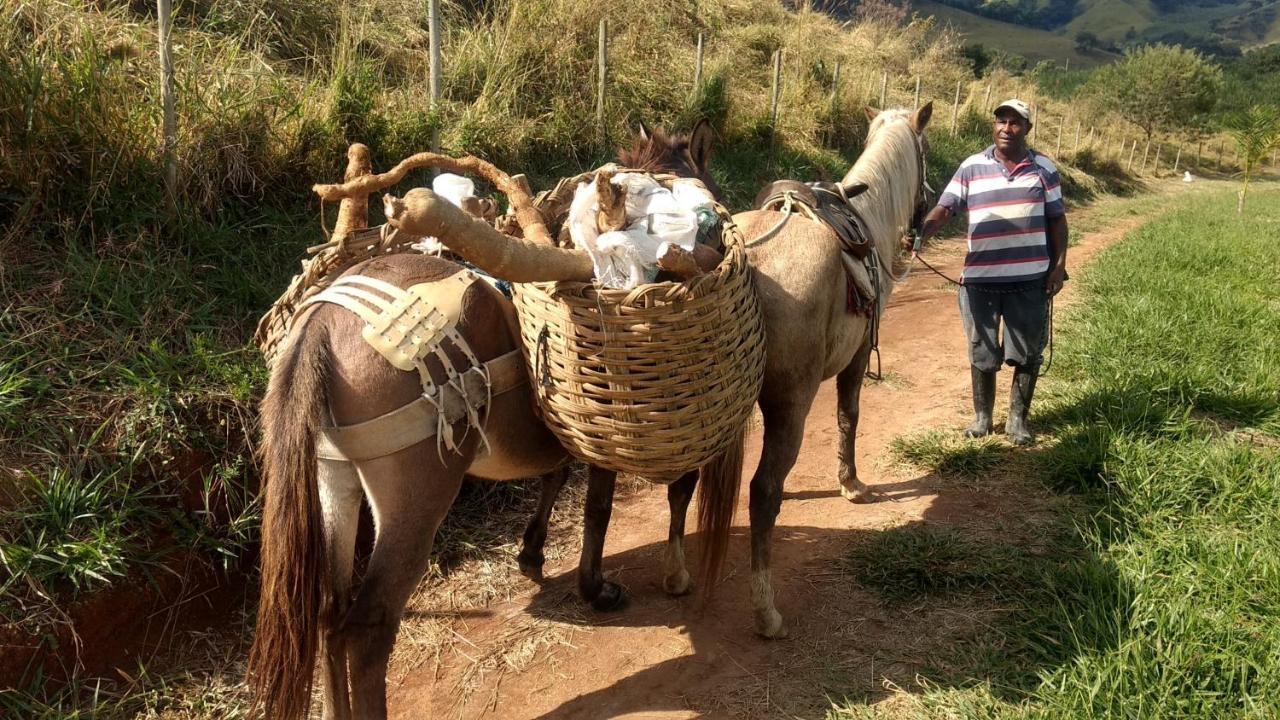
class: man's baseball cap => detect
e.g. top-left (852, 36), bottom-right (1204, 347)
top-left (993, 99), bottom-right (1031, 120)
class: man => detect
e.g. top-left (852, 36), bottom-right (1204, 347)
top-left (909, 99), bottom-right (1068, 445)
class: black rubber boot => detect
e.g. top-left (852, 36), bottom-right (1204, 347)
top-left (964, 366), bottom-right (997, 438)
top-left (1006, 367), bottom-right (1038, 446)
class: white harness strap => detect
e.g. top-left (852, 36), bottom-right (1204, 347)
top-left (315, 349), bottom-right (528, 462)
top-left (301, 269), bottom-right (515, 459)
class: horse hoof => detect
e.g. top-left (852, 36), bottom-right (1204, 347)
top-left (663, 569), bottom-right (693, 596)
top-left (591, 581), bottom-right (628, 612)
top-left (840, 484), bottom-right (876, 504)
top-left (516, 551), bottom-right (544, 581)
top-left (754, 608), bottom-right (787, 639)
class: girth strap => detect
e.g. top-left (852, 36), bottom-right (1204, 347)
top-left (316, 349), bottom-right (528, 462)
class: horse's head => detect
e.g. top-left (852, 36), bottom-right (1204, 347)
top-left (618, 119), bottom-right (724, 202)
top-left (862, 103), bottom-right (934, 235)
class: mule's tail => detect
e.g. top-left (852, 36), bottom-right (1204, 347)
top-left (696, 430), bottom-right (745, 595)
top-left (247, 323), bottom-right (331, 720)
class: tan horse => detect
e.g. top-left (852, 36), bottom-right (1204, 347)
top-left (736, 104), bottom-right (933, 637)
top-left (520, 107), bottom-right (936, 639)
top-left (246, 123), bottom-right (735, 720)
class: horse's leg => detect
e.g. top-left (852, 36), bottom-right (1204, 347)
top-left (578, 464), bottom-right (625, 611)
top-left (318, 457), bottom-right (363, 720)
top-left (837, 339), bottom-right (876, 503)
top-left (343, 443), bottom-right (468, 720)
top-left (750, 386), bottom-right (817, 639)
top-left (516, 466), bottom-right (569, 581)
top-left (663, 470), bottom-right (699, 596)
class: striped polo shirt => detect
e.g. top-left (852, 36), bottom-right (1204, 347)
top-left (937, 145), bottom-right (1065, 284)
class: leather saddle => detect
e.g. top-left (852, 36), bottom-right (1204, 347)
top-left (754, 180), bottom-right (878, 315)
top-left (754, 180), bottom-right (873, 260)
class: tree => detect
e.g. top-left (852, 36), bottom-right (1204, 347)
top-left (1084, 44), bottom-right (1223, 142)
top-left (1074, 31), bottom-right (1099, 53)
top-left (1224, 105), bottom-right (1280, 213)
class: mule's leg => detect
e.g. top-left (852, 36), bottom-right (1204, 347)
top-left (750, 387), bottom-right (817, 639)
top-left (663, 470), bottom-right (699, 596)
top-left (837, 341), bottom-right (876, 503)
top-left (517, 466), bottom-right (569, 581)
top-left (578, 464), bottom-right (625, 611)
top-left (343, 443), bottom-right (469, 720)
top-left (318, 458), bottom-right (363, 720)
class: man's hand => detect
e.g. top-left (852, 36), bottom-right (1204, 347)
top-left (901, 231), bottom-right (916, 254)
top-left (1046, 266), bottom-right (1066, 297)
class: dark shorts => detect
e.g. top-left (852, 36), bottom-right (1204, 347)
top-left (957, 280), bottom-right (1049, 372)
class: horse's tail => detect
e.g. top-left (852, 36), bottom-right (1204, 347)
top-left (696, 430), bottom-right (745, 595)
top-left (247, 320), bottom-right (331, 720)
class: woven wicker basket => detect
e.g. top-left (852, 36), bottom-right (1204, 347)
top-left (255, 224), bottom-right (422, 367)
top-left (512, 195), bottom-right (765, 480)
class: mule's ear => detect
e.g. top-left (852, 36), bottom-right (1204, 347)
top-left (864, 106), bottom-right (880, 123)
top-left (636, 120), bottom-right (652, 142)
top-left (912, 101), bottom-right (934, 132)
top-left (689, 118), bottom-right (715, 171)
top-left (841, 180), bottom-right (870, 198)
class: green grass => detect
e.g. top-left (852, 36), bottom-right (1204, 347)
top-left (833, 187), bottom-right (1280, 718)
top-left (914, 0), bottom-right (1110, 68)
top-left (890, 430), bottom-right (1010, 479)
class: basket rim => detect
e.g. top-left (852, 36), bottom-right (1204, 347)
top-left (519, 183), bottom-right (746, 305)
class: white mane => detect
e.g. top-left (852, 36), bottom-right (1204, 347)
top-left (842, 109), bottom-right (925, 275)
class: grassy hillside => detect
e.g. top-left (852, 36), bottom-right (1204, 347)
top-left (915, 0), bottom-right (1110, 67)
top-left (914, 0), bottom-right (1276, 60)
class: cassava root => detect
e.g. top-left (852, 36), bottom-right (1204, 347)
top-left (383, 189), bottom-right (594, 282)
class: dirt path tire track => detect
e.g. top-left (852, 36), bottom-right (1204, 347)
top-left (384, 185), bottom-right (1182, 720)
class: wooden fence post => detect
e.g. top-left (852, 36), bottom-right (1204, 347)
top-left (1127, 139), bottom-right (1138, 172)
top-left (983, 82), bottom-right (992, 111)
top-left (1055, 119), bottom-right (1062, 157)
top-left (1217, 140), bottom-right (1223, 171)
top-left (1030, 103), bottom-right (1037, 138)
top-left (428, 0), bottom-right (443, 155)
top-left (913, 76), bottom-right (921, 110)
top-left (1085, 126), bottom-right (1094, 149)
top-left (770, 49), bottom-right (783, 129)
top-left (693, 32), bottom-right (704, 94)
top-left (158, 0), bottom-right (177, 203)
top-left (597, 18), bottom-right (608, 144)
top-left (832, 61), bottom-right (842, 103)
top-left (950, 80), bottom-right (960, 134)
top-left (1140, 138), bottom-right (1150, 173)
top-left (879, 71), bottom-right (888, 108)
top-left (1173, 145), bottom-right (1182, 173)
top-left (1153, 144), bottom-right (1161, 174)
top-left (1073, 122), bottom-right (1081, 153)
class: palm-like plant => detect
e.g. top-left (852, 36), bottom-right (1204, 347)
top-left (1225, 105), bottom-right (1280, 213)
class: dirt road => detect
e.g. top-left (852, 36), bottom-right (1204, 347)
top-left (381, 186), bottom-right (1179, 719)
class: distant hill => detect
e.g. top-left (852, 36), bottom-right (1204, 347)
top-left (908, 0), bottom-right (1273, 65)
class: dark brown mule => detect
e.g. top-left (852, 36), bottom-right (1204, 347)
top-left (516, 118), bottom-right (731, 599)
top-left (247, 121), bottom-right (725, 720)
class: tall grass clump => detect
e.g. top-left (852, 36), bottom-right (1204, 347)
top-left (834, 189), bottom-right (1280, 718)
